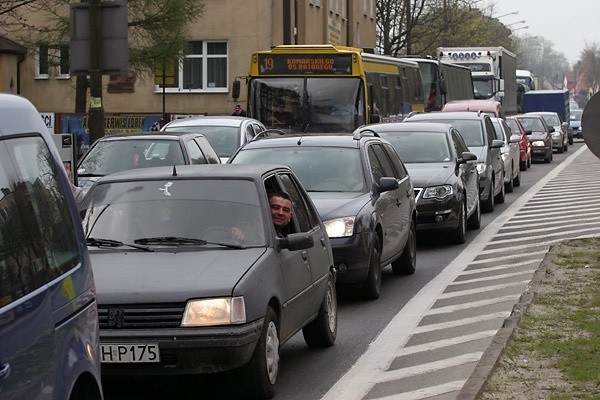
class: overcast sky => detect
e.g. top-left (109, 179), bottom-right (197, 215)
top-left (484, 0), bottom-right (600, 64)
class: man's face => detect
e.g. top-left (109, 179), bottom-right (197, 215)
top-left (269, 196), bottom-right (292, 230)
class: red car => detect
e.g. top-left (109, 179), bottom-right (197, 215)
top-left (506, 116), bottom-right (532, 171)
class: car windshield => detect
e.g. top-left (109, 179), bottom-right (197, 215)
top-left (417, 119), bottom-right (484, 147)
top-left (517, 117), bottom-right (545, 132)
top-left (232, 147), bottom-right (366, 192)
top-left (80, 179), bottom-right (266, 247)
top-left (491, 120), bottom-right (506, 141)
top-left (77, 139), bottom-right (186, 176)
top-left (472, 77), bottom-right (494, 99)
top-left (378, 130), bottom-right (451, 163)
top-left (506, 119), bottom-right (520, 134)
top-left (540, 114), bottom-right (560, 126)
top-left (165, 125), bottom-right (240, 158)
top-left (570, 110), bottom-right (582, 121)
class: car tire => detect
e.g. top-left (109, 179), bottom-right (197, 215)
top-left (544, 150), bottom-right (552, 163)
top-left (520, 159), bottom-right (527, 171)
top-left (557, 142), bottom-right (564, 153)
top-left (505, 165), bottom-right (514, 193)
top-left (243, 307), bottom-right (280, 399)
top-left (448, 201), bottom-right (467, 244)
top-left (495, 173), bottom-right (505, 204)
top-left (513, 168), bottom-right (521, 187)
top-left (302, 273), bottom-right (337, 348)
top-left (467, 196), bottom-right (481, 230)
top-left (392, 219), bottom-right (416, 275)
top-left (361, 235), bottom-right (382, 300)
top-left (481, 180), bottom-right (495, 213)
top-left (564, 140), bottom-right (569, 152)
top-left (527, 154), bottom-right (531, 168)
top-left (569, 136), bottom-right (574, 145)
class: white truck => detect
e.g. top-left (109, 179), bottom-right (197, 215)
top-left (437, 46), bottom-right (517, 115)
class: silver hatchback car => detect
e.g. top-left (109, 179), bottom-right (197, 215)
top-left (161, 115), bottom-right (267, 163)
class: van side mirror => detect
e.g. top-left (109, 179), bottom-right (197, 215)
top-left (232, 80), bottom-right (240, 100)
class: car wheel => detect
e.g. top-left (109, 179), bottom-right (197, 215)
top-left (513, 167), bottom-right (521, 187)
top-left (243, 307), bottom-right (280, 399)
top-left (520, 159), bottom-right (527, 171)
top-left (495, 172), bottom-right (505, 204)
top-left (361, 235), bottom-right (382, 300)
top-left (544, 150), bottom-right (552, 163)
top-left (527, 154), bottom-right (531, 168)
top-left (557, 142), bottom-right (564, 153)
top-left (392, 219), bottom-right (416, 275)
top-left (564, 140), bottom-right (569, 152)
top-left (481, 179), bottom-right (495, 213)
top-left (302, 273), bottom-right (337, 348)
top-left (569, 136), bottom-right (574, 145)
top-left (448, 201), bottom-right (466, 244)
top-left (504, 165), bottom-right (514, 193)
top-left (467, 195), bottom-right (481, 230)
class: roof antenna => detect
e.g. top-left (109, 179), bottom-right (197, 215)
top-left (172, 165), bottom-right (178, 176)
top-left (298, 123), bottom-right (309, 145)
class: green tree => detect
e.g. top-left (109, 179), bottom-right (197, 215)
top-left (0, 0), bottom-right (204, 110)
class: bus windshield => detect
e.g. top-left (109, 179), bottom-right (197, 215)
top-left (249, 77), bottom-right (365, 133)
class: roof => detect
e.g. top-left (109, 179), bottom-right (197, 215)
top-left (98, 132), bottom-right (203, 141)
top-left (407, 111), bottom-right (488, 121)
top-left (0, 36), bottom-right (26, 56)
top-left (164, 115), bottom-right (257, 128)
top-left (0, 93), bottom-right (50, 137)
top-left (94, 164), bottom-right (290, 183)
top-left (241, 133), bottom-right (367, 150)
top-left (364, 122), bottom-right (454, 133)
top-left (442, 99), bottom-right (501, 112)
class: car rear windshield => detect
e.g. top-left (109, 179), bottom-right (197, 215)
top-left (378, 131), bottom-right (451, 163)
top-left (540, 115), bottom-right (560, 126)
top-left (232, 147), bottom-right (366, 192)
top-left (517, 117), bottom-right (545, 132)
top-left (419, 119), bottom-right (484, 147)
top-left (80, 179), bottom-right (267, 246)
top-left (165, 126), bottom-right (239, 158)
top-left (77, 139), bottom-right (186, 176)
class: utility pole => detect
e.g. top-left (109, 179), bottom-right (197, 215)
top-left (88, 0), bottom-right (105, 144)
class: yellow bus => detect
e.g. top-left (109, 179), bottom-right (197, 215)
top-left (236, 45), bottom-right (425, 133)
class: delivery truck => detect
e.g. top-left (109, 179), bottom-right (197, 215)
top-left (437, 46), bottom-right (517, 115)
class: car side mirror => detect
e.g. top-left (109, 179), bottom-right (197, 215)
top-left (509, 134), bottom-right (521, 143)
top-left (373, 177), bottom-right (399, 195)
top-left (370, 114), bottom-right (381, 124)
top-left (548, 126), bottom-right (555, 133)
top-left (490, 139), bottom-right (504, 148)
top-left (458, 151), bottom-right (477, 164)
top-left (278, 232), bottom-right (314, 251)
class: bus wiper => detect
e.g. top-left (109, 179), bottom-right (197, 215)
top-left (86, 237), bottom-right (154, 252)
top-left (134, 236), bottom-right (246, 249)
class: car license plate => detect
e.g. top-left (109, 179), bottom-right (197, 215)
top-left (101, 343), bottom-right (160, 363)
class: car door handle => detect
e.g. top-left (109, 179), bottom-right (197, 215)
top-left (301, 250), bottom-right (308, 261)
top-left (320, 237), bottom-right (327, 247)
top-left (396, 199), bottom-right (402, 207)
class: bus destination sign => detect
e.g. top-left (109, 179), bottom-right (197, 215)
top-left (258, 54), bottom-right (353, 75)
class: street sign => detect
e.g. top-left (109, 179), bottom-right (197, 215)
top-left (582, 92), bottom-right (600, 160)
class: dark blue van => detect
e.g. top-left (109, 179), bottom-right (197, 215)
top-left (0, 94), bottom-right (103, 400)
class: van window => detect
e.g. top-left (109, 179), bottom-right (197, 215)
top-left (0, 136), bottom-right (81, 302)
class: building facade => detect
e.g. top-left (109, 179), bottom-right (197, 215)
top-left (1, 0), bottom-right (376, 118)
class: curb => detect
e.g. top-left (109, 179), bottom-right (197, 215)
top-left (457, 244), bottom-right (559, 399)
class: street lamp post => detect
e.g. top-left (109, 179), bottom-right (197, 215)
top-left (492, 11), bottom-right (519, 19)
top-left (506, 20), bottom-right (526, 27)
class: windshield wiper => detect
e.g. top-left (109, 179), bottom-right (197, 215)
top-left (134, 236), bottom-right (246, 249)
top-left (86, 237), bottom-right (154, 252)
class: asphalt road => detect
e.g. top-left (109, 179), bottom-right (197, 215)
top-left (102, 140), bottom-right (587, 400)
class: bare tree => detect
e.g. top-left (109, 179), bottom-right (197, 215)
top-left (580, 43), bottom-right (600, 94)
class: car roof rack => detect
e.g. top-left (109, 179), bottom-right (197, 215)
top-left (353, 128), bottom-right (380, 140)
top-left (252, 128), bottom-right (289, 141)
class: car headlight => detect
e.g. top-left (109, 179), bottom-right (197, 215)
top-left (422, 185), bottom-right (453, 199)
top-left (501, 152), bottom-right (510, 161)
top-left (531, 140), bottom-right (545, 147)
top-left (324, 217), bottom-right (355, 238)
top-left (182, 297), bottom-right (246, 326)
top-left (476, 162), bottom-right (486, 174)
top-left (552, 132), bottom-right (561, 137)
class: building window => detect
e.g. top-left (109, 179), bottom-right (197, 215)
top-left (156, 40), bottom-right (228, 93)
top-left (35, 44), bottom-right (49, 79)
top-left (35, 44), bottom-right (70, 79)
top-left (57, 45), bottom-right (70, 79)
